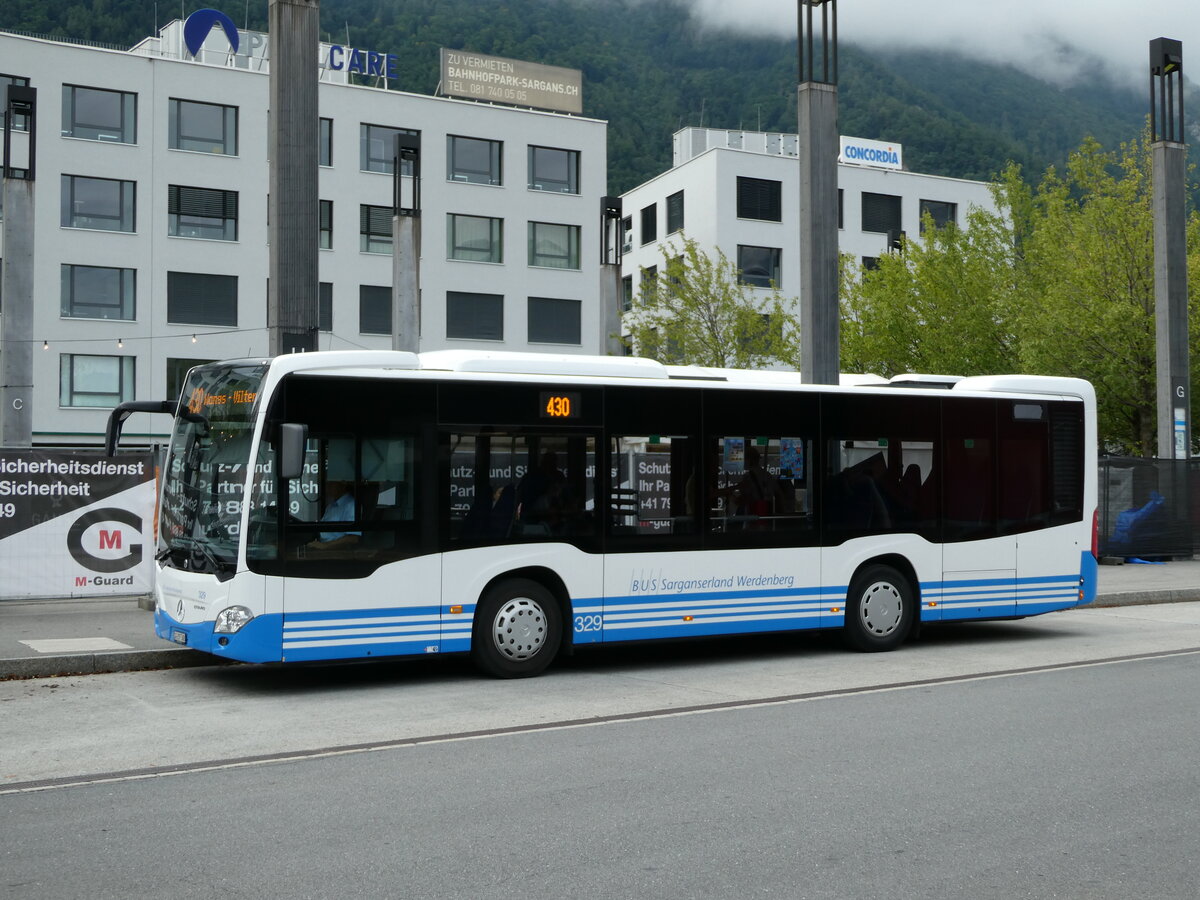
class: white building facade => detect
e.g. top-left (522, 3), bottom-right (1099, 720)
top-left (620, 127), bottom-right (998, 329)
top-left (0, 23), bottom-right (606, 445)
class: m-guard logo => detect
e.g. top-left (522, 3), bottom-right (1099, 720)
top-left (67, 508), bottom-right (143, 574)
top-left (183, 8), bottom-right (240, 57)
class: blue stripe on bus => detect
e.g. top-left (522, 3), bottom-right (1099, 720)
top-left (284, 604), bottom-right (446, 623)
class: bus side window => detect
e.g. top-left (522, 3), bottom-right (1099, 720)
top-left (609, 435), bottom-right (696, 536)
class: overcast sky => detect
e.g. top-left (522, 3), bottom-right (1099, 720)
top-left (684, 0), bottom-right (1195, 87)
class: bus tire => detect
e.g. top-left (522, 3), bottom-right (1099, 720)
top-left (471, 578), bottom-right (562, 678)
top-left (843, 564), bottom-right (913, 652)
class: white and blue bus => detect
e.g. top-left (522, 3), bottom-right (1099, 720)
top-left (113, 350), bottom-right (1097, 677)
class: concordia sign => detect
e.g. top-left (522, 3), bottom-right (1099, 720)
top-left (839, 135), bottom-right (903, 170)
top-left (440, 49), bottom-right (582, 114)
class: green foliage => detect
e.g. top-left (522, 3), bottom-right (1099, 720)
top-left (841, 133), bottom-right (1200, 457)
top-left (1011, 133), bottom-right (1200, 456)
top-left (841, 205), bottom-right (1019, 378)
top-left (625, 236), bottom-right (797, 369)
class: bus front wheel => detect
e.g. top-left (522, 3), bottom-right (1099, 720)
top-left (843, 564), bottom-right (913, 652)
top-left (471, 578), bottom-right (562, 678)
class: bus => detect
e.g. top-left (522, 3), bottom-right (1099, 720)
top-left (111, 349), bottom-right (1098, 678)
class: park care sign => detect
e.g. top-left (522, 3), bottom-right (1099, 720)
top-left (0, 450), bottom-right (156, 600)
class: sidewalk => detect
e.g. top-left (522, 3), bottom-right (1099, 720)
top-left (2, 560), bottom-right (1199, 679)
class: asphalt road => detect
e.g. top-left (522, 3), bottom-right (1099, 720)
top-left (4, 604), bottom-right (1200, 898)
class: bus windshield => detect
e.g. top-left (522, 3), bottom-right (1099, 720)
top-left (158, 363), bottom-right (267, 575)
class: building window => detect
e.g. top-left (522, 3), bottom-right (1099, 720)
top-left (169, 98), bottom-right (237, 155)
top-left (166, 358), bottom-right (215, 402)
top-left (666, 190), bottom-right (684, 234)
top-left (61, 265), bottom-right (135, 320)
top-left (319, 281), bottom-right (333, 332)
top-left (448, 135), bottom-right (502, 185)
top-left (168, 271), bottom-right (237, 326)
top-left (640, 203), bottom-right (657, 245)
top-left (920, 199), bottom-right (958, 233)
top-left (59, 354), bottom-right (134, 408)
top-left (319, 117), bottom-right (333, 167)
top-left (528, 145), bottom-right (579, 193)
top-left (736, 245), bottom-right (781, 288)
top-left (640, 265), bottom-right (658, 303)
top-left (528, 296), bottom-right (581, 345)
top-left (838, 188), bottom-right (844, 229)
top-left (447, 291), bottom-right (503, 341)
top-left (621, 216), bottom-right (632, 253)
top-left (737, 177), bottom-right (782, 222)
top-left (862, 256), bottom-right (879, 271)
top-left (360, 204), bottom-right (393, 253)
top-left (61, 175), bottom-right (136, 232)
top-left (862, 192), bottom-right (902, 234)
top-left (622, 275), bottom-right (634, 313)
top-left (1, 74), bottom-right (30, 131)
top-left (360, 124), bottom-right (417, 175)
top-left (319, 199), bottom-right (333, 249)
top-left (168, 185), bottom-right (238, 241)
top-left (359, 284), bottom-right (391, 335)
top-left (528, 222), bottom-right (581, 270)
top-left (61, 85), bottom-right (136, 143)
top-left (447, 214), bottom-right (503, 263)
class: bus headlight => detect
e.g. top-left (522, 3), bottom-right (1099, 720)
top-left (214, 606), bottom-right (254, 634)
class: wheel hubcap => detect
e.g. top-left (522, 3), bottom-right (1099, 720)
top-left (860, 581), bottom-right (903, 636)
top-left (492, 597), bottom-right (547, 660)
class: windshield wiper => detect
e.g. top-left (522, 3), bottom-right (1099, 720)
top-left (160, 536), bottom-right (235, 581)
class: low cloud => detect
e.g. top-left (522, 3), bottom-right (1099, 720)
top-left (685, 0), bottom-right (1196, 87)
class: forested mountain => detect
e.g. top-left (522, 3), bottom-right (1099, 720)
top-left (0, 0), bottom-right (1182, 195)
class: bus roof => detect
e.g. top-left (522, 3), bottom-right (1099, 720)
top-left (259, 350), bottom-right (1092, 403)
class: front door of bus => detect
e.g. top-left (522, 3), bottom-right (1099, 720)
top-left (278, 430), bottom-right (441, 663)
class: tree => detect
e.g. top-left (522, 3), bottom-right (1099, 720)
top-left (840, 132), bottom-right (1200, 456)
top-left (623, 236), bottom-right (798, 369)
top-left (1011, 133), bottom-right (1200, 456)
top-left (840, 204), bottom-right (1019, 378)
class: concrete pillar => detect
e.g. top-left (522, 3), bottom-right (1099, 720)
top-left (1153, 142), bottom-right (1190, 458)
top-left (392, 214), bottom-right (420, 353)
top-left (798, 81), bottom-right (840, 384)
top-left (600, 263), bottom-right (624, 356)
top-left (267, 0), bottom-right (319, 356)
top-left (0, 178), bottom-right (34, 447)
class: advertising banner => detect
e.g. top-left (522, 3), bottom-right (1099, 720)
top-left (0, 450), bottom-right (157, 600)
top-left (440, 48), bottom-right (582, 114)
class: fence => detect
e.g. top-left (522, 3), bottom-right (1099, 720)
top-left (1098, 457), bottom-right (1199, 560)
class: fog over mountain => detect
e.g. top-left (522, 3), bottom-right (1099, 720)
top-left (682, 0), bottom-right (1194, 88)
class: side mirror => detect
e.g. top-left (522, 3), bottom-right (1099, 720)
top-left (278, 423), bottom-right (308, 480)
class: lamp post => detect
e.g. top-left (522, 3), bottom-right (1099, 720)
top-left (392, 133), bottom-right (421, 353)
top-left (1150, 38), bottom-right (1189, 459)
top-left (267, 0), bottom-right (320, 356)
top-left (797, 0), bottom-right (839, 384)
top-left (600, 195), bottom-right (624, 355)
top-left (1, 84), bottom-right (36, 447)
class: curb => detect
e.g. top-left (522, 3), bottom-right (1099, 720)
top-left (1, 648), bottom-right (223, 680)
top-left (1087, 590), bottom-right (1200, 609)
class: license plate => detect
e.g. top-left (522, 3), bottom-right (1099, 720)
top-left (171, 629), bottom-right (189, 646)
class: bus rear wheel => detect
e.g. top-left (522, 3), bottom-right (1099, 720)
top-left (471, 578), bottom-right (562, 678)
top-left (843, 564), bottom-right (913, 652)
